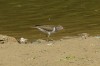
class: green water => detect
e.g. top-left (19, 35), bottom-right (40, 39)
top-left (0, 0), bottom-right (100, 40)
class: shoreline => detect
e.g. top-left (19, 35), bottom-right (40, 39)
top-left (0, 33), bottom-right (100, 44)
top-left (0, 34), bottom-right (100, 66)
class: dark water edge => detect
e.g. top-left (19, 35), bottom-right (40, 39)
top-left (0, 0), bottom-right (100, 41)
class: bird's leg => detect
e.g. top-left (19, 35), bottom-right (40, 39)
top-left (47, 33), bottom-right (53, 41)
top-left (48, 32), bottom-right (51, 38)
top-left (46, 32), bottom-right (51, 41)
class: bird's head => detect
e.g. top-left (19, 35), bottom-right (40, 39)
top-left (56, 25), bottom-right (64, 30)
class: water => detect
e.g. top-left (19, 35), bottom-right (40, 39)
top-left (0, 0), bottom-right (100, 40)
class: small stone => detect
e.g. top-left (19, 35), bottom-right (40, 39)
top-left (0, 34), bottom-right (18, 44)
top-left (78, 33), bottom-right (89, 39)
top-left (36, 39), bottom-right (46, 43)
top-left (47, 43), bottom-right (53, 45)
top-left (19, 37), bottom-right (28, 44)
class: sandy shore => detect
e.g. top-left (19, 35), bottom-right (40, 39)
top-left (0, 36), bottom-right (100, 66)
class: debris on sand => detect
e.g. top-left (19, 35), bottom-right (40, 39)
top-left (78, 33), bottom-right (89, 39)
top-left (19, 37), bottom-right (28, 44)
top-left (0, 34), bottom-right (18, 44)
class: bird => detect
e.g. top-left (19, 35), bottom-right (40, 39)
top-left (32, 25), bottom-right (63, 38)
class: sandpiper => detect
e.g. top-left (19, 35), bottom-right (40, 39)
top-left (32, 25), bottom-right (63, 38)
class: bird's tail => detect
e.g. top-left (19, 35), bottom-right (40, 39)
top-left (30, 25), bottom-right (41, 28)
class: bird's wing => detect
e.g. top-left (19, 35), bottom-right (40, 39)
top-left (37, 25), bottom-right (55, 31)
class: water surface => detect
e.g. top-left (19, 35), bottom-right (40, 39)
top-left (0, 0), bottom-right (100, 40)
